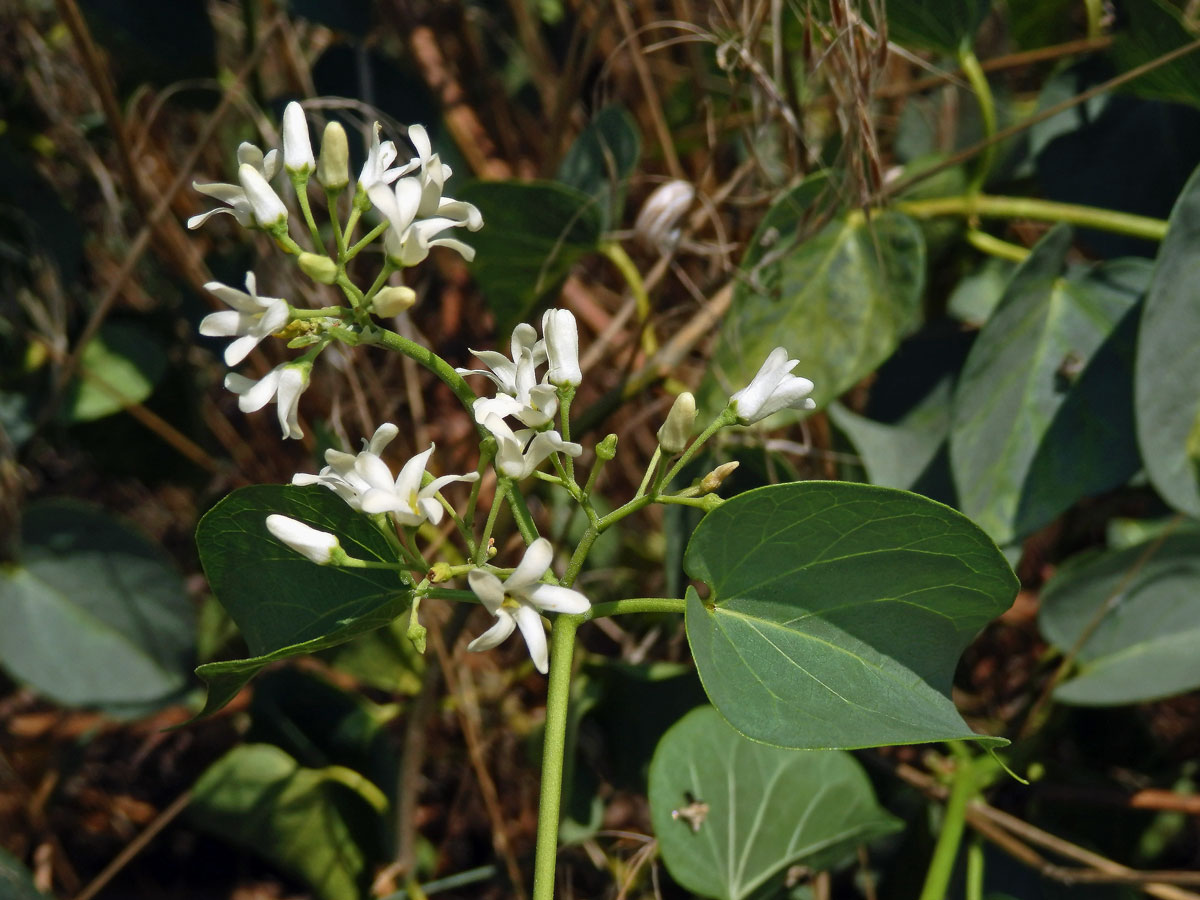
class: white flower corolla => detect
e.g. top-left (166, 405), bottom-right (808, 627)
top-left (353, 444), bottom-right (480, 526)
top-left (541, 308), bottom-right (581, 387)
top-left (729, 347), bottom-right (816, 424)
top-left (358, 122), bottom-right (405, 193)
top-left (199, 271), bottom-right (290, 366)
top-left (466, 538), bottom-right (589, 674)
top-left (634, 180), bottom-right (695, 250)
top-left (399, 124), bottom-right (483, 228)
top-left (224, 362), bottom-right (310, 439)
top-left (456, 323), bottom-right (546, 397)
top-left (293, 423), bottom-right (399, 510)
top-left (266, 514), bottom-right (342, 565)
top-left (369, 177), bottom-right (480, 266)
top-left (189, 141), bottom-right (280, 229)
top-left (238, 163), bottom-right (288, 228)
top-left (479, 412), bottom-right (581, 479)
top-left (282, 101), bottom-right (315, 175)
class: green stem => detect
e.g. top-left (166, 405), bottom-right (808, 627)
top-left (364, 262), bottom-right (395, 304)
top-left (896, 194), bottom-right (1169, 241)
top-left (599, 241), bottom-right (656, 355)
top-left (531, 614), bottom-right (580, 900)
top-left (476, 482), bottom-right (506, 566)
top-left (587, 597), bottom-right (685, 619)
top-left (366, 326), bottom-right (481, 422)
top-left (959, 46), bottom-right (996, 194)
top-left (662, 409), bottom-right (736, 487)
top-left (504, 478), bottom-right (540, 545)
top-left (347, 221), bottom-right (389, 260)
top-left (635, 446), bottom-right (662, 499)
top-left (965, 229), bottom-right (1029, 262)
top-left (965, 835), bottom-right (984, 900)
top-left (423, 587), bottom-right (480, 603)
top-left (292, 174), bottom-right (324, 250)
top-left (290, 305), bottom-right (350, 319)
top-left (918, 746), bottom-right (977, 900)
top-left (327, 189), bottom-right (347, 258)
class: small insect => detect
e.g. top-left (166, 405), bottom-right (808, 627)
top-left (671, 791), bottom-right (710, 833)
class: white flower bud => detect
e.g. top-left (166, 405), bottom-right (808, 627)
top-left (266, 514), bottom-right (341, 564)
top-left (730, 347), bottom-right (815, 424)
top-left (657, 391), bottom-right (696, 453)
top-left (238, 162), bottom-right (287, 227)
top-left (372, 285), bottom-right (417, 317)
top-left (282, 102), bottom-right (315, 175)
top-left (635, 180), bottom-right (695, 250)
top-left (541, 308), bottom-right (582, 387)
top-left (317, 121), bottom-right (350, 191)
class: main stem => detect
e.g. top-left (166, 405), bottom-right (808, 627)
top-left (918, 746), bottom-right (976, 900)
top-left (896, 194), bottom-right (1168, 241)
top-left (531, 614), bottom-right (580, 900)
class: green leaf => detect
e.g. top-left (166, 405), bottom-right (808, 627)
top-left (0, 848), bottom-right (49, 900)
top-left (883, 0), bottom-right (990, 55)
top-left (684, 481), bottom-right (1017, 750)
top-left (828, 378), bottom-right (952, 492)
top-left (556, 105), bottom-right (640, 230)
top-left (456, 180), bottom-right (604, 334)
top-left (648, 705), bottom-right (902, 900)
top-left (0, 500), bottom-right (194, 709)
top-left (705, 181), bottom-right (924, 413)
top-left (1138, 162), bottom-right (1200, 518)
top-left (1040, 532), bottom-right (1200, 705)
top-left (64, 321), bottom-right (166, 422)
top-left (192, 485), bottom-right (410, 718)
top-left (1113, 0), bottom-right (1200, 108)
top-left (189, 744), bottom-right (384, 900)
top-left (950, 228), bottom-right (1147, 544)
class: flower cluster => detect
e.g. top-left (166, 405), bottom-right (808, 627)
top-left (459, 310), bottom-right (583, 479)
top-left (190, 103), bottom-right (482, 440)
top-left (188, 102), bottom-right (819, 680)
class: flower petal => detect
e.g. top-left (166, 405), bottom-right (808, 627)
top-left (529, 584), bottom-right (590, 614)
top-left (514, 604), bottom-right (549, 674)
top-left (468, 569), bottom-right (507, 614)
top-left (506, 537), bottom-right (553, 594)
top-left (467, 609), bottom-right (517, 652)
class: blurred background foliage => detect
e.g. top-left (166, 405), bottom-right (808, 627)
top-left (5, 0), bottom-right (1200, 898)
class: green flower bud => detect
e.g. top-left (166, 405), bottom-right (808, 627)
top-left (372, 285), bottom-right (417, 317)
top-left (596, 433), bottom-right (619, 461)
top-left (298, 252), bottom-right (338, 284)
top-left (317, 121), bottom-right (350, 191)
top-left (700, 461), bottom-right (739, 495)
top-left (657, 391), bottom-right (696, 453)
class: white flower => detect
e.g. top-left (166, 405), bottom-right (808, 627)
top-left (370, 177), bottom-right (480, 266)
top-left (657, 391), bottom-right (696, 453)
top-left (457, 323), bottom-right (546, 397)
top-left (238, 162), bottom-right (287, 227)
top-left (293, 423), bottom-right (399, 510)
top-left (282, 101), bottom-right (315, 175)
top-left (635, 180), bottom-right (695, 250)
top-left (358, 122), bottom-right (406, 193)
top-left (199, 271), bottom-right (290, 366)
top-left (459, 322), bottom-right (558, 428)
top-left (266, 514), bottom-right (341, 564)
top-left (479, 413), bottom-right (581, 479)
top-left (400, 124), bottom-right (483, 228)
top-left (224, 363), bottom-right (310, 439)
top-left (542, 308), bottom-right (581, 387)
top-left (353, 444), bottom-right (479, 526)
top-left (466, 538), bottom-right (589, 673)
top-left (189, 141), bottom-right (280, 229)
top-left (729, 347), bottom-right (815, 424)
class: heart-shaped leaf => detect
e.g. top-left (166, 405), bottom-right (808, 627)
top-left (556, 105), bottom-right (640, 230)
top-left (193, 485), bottom-right (410, 717)
top-left (1040, 531), bottom-right (1200, 705)
top-left (455, 180), bottom-right (604, 334)
top-left (882, 0), bottom-right (990, 54)
top-left (0, 500), bottom-right (193, 710)
top-left (1137, 162), bottom-right (1200, 518)
top-left (705, 179), bottom-right (925, 413)
top-left (190, 744), bottom-right (385, 900)
top-left (684, 481), bottom-right (1017, 749)
top-left (951, 227), bottom-right (1147, 544)
top-left (648, 705), bottom-right (901, 900)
